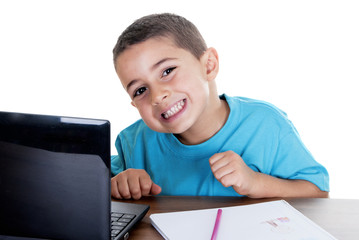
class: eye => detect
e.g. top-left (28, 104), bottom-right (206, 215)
top-left (133, 87), bottom-right (147, 98)
top-left (162, 67), bottom-right (176, 77)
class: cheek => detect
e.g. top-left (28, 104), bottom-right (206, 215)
top-left (136, 105), bottom-right (150, 120)
top-left (184, 77), bottom-right (210, 99)
top-left (136, 105), bottom-right (157, 127)
top-left (174, 70), bottom-right (207, 93)
top-left (139, 111), bottom-right (164, 132)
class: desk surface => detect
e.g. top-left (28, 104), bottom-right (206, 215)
top-left (117, 196), bottom-right (359, 240)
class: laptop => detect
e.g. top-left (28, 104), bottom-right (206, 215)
top-left (0, 111), bottom-right (149, 240)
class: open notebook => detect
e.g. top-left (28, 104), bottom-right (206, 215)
top-left (0, 111), bottom-right (149, 240)
top-left (150, 200), bottom-right (337, 240)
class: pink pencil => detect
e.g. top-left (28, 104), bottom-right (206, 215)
top-left (211, 209), bottom-right (222, 240)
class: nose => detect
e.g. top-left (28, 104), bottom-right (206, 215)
top-left (151, 86), bottom-right (169, 106)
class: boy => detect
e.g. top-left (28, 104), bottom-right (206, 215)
top-left (111, 13), bottom-right (329, 200)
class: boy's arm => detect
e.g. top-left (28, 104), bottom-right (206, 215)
top-left (209, 151), bottom-right (329, 198)
top-left (248, 173), bottom-right (329, 198)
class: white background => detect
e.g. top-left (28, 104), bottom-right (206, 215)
top-left (1, 0), bottom-right (358, 199)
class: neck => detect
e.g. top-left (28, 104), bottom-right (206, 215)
top-left (175, 95), bottom-right (229, 145)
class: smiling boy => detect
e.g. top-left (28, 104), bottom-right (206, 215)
top-left (111, 13), bottom-right (329, 200)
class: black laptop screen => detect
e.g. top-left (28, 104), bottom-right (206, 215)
top-left (0, 112), bottom-right (110, 168)
top-left (0, 111), bottom-right (111, 239)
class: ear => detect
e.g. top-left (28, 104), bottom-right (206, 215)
top-left (202, 47), bottom-right (219, 81)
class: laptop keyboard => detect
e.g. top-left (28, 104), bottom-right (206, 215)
top-left (111, 211), bottom-right (136, 239)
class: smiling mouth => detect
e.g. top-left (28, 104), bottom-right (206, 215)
top-left (161, 99), bottom-right (186, 119)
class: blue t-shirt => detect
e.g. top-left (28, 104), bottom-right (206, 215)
top-left (111, 94), bottom-right (329, 196)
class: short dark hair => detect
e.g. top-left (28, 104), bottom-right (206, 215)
top-left (113, 13), bottom-right (207, 64)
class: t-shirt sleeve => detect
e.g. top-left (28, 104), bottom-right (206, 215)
top-left (271, 129), bottom-right (330, 192)
top-left (110, 134), bottom-right (126, 176)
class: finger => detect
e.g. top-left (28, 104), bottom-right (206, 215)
top-left (209, 152), bottom-right (225, 165)
top-left (139, 175), bottom-right (153, 197)
top-left (112, 174), bottom-right (131, 199)
top-left (210, 156), bottom-right (230, 173)
top-left (213, 163), bottom-right (236, 181)
top-left (128, 176), bottom-right (142, 200)
top-left (150, 183), bottom-right (162, 196)
top-left (111, 177), bottom-right (122, 199)
top-left (220, 172), bottom-right (239, 188)
top-left (116, 175), bottom-right (132, 199)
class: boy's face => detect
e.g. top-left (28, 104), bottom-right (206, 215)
top-left (115, 37), bottom-right (215, 134)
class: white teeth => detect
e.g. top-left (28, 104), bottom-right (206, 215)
top-left (162, 100), bottom-right (185, 119)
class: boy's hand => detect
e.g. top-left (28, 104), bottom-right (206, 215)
top-left (209, 151), bottom-right (329, 198)
top-left (209, 151), bottom-right (257, 196)
top-left (111, 168), bottom-right (162, 200)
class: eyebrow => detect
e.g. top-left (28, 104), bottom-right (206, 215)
top-left (126, 79), bottom-right (139, 92)
top-left (151, 57), bottom-right (177, 71)
top-left (125, 57), bottom-right (177, 92)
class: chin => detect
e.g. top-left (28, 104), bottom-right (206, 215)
top-left (145, 117), bottom-right (193, 135)
top-left (152, 125), bottom-right (189, 135)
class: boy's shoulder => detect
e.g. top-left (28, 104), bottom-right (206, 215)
top-left (225, 94), bottom-right (294, 133)
top-left (223, 95), bottom-right (299, 142)
top-left (225, 94), bottom-right (288, 118)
